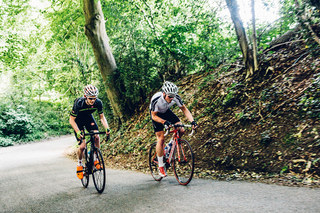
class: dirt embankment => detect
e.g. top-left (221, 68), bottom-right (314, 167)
top-left (66, 39), bottom-right (320, 187)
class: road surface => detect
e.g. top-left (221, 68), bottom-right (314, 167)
top-left (0, 136), bottom-right (320, 212)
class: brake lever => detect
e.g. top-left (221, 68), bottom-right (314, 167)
top-left (164, 128), bottom-right (170, 136)
top-left (189, 128), bottom-right (194, 136)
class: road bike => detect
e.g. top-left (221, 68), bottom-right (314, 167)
top-left (149, 124), bottom-right (195, 185)
top-left (80, 131), bottom-right (108, 193)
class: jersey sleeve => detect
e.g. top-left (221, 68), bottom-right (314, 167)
top-left (97, 99), bottom-right (104, 114)
top-left (70, 98), bottom-right (80, 117)
top-left (150, 96), bottom-right (161, 112)
top-left (175, 94), bottom-right (184, 107)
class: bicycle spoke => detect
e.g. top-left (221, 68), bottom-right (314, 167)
top-left (149, 142), bottom-right (163, 181)
top-left (173, 139), bottom-right (194, 185)
top-left (92, 149), bottom-right (106, 193)
top-left (81, 148), bottom-right (89, 188)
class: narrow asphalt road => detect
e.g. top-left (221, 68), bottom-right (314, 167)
top-left (0, 136), bottom-right (320, 213)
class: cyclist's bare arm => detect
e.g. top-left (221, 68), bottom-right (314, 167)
top-left (179, 105), bottom-right (194, 122)
top-left (99, 113), bottom-right (110, 135)
top-left (151, 111), bottom-right (166, 125)
top-left (69, 115), bottom-right (82, 135)
top-left (179, 105), bottom-right (198, 130)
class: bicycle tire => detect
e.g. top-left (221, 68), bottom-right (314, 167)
top-left (81, 147), bottom-right (89, 188)
top-left (149, 142), bottom-right (163, 181)
top-left (92, 148), bottom-right (106, 193)
top-left (173, 139), bottom-right (194, 185)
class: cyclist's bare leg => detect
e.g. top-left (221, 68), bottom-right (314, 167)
top-left (174, 121), bottom-right (185, 138)
top-left (155, 131), bottom-right (165, 157)
top-left (77, 140), bottom-right (86, 179)
top-left (93, 130), bottom-right (100, 149)
top-left (77, 140), bottom-right (86, 161)
top-left (156, 130), bottom-right (167, 177)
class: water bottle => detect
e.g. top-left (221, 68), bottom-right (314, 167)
top-left (164, 146), bottom-right (169, 158)
top-left (165, 140), bottom-right (173, 158)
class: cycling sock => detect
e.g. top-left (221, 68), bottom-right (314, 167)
top-left (78, 160), bottom-right (82, 166)
top-left (158, 156), bottom-right (164, 167)
top-left (94, 154), bottom-right (97, 161)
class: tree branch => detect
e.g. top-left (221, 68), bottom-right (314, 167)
top-left (262, 39), bottom-right (305, 55)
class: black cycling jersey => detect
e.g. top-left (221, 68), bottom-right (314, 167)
top-left (70, 97), bottom-right (104, 139)
top-left (70, 97), bottom-right (103, 119)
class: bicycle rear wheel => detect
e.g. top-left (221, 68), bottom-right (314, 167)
top-left (173, 139), bottom-right (194, 185)
top-left (92, 148), bottom-right (106, 193)
top-left (81, 147), bottom-right (89, 188)
top-left (149, 142), bottom-right (163, 181)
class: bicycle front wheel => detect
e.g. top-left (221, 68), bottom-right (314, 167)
top-left (173, 139), bottom-right (194, 185)
top-left (81, 147), bottom-right (89, 188)
top-left (92, 148), bottom-right (106, 193)
top-left (149, 142), bottom-right (163, 181)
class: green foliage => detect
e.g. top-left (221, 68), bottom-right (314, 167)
top-left (0, 0), bottom-right (31, 72)
top-left (0, 105), bottom-right (33, 141)
top-left (101, 0), bottom-right (241, 113)
top-left (223, 90), bottom-right (235, 106)
top-left (2, 0), bottom-right (317, 149)
top-left (283, 133), bottom-right (296, 144)
top-left (255, 0), bottom-right (296, 48)
top-left (134, 117), bottom-right (149, 130)
top-left (298, 73), bottom-right (320, 118)
top-left (280, 165), bottom-right (289, 174)
top-left (0, 100), bottom-right (70, 146)
top-left (235, 111), bottom-right (244, 119)
top-left (222, 83), bottom-right (242, 107)
top-left (0, 137), bottom-right (14, 147)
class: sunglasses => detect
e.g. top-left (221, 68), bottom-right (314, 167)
top-left (167, 95), bottom-right (175, 99)
top-left (87, 97), bottom-right (96, 100)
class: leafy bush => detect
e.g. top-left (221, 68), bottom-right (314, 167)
top-left (0, 137), bottom-right (14, 147)
top-left (298, 74), bottom-right (320, 118)
top-left (0, 105), bottom-right (33, 141)
top-left (0, 100), bottom-right (70, 146)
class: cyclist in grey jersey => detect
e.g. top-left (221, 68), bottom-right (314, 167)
top-left (150, 91), bottom-right (184, 113)
top-left (149, 81), bottom-right (198, 177)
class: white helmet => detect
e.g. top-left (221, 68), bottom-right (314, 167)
top-left (162, 81), bottom-right (178, 96)
top-left (84, 85), bottom-right (99, 96)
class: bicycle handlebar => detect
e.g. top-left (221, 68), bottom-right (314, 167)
top-left (164, 124), bottom-right (194, 137)
top-left (79, 131), bottom-right (110, 145)
top-left (83, 131), bottom-right (108, 136)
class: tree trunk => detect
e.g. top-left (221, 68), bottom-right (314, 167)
top-left (251, 0), bottom-right (258, 71)
top-left (225, 0), bottom-right (254, 78)
top-left (269, 24), bottom-right (301, 48)
top-left (83, 0), bottom-right (124, 123)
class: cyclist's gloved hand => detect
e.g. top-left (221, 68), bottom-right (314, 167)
top-left (164, 120), bottom-right (171, 129)
top-left (105, 128), bottom-right (111, 141)
top-left (191, 121), bottom-right (199, 129)
top-left (76, 130), bottom-right (82, 139)
top-left (105, 128), bottom-right (111, 134)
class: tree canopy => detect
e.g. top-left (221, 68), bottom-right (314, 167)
top-left (0, 0), bottom-right (319, 146)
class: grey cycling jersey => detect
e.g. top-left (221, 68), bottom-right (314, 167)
top-left (149, 91), bottom-right (184, 113)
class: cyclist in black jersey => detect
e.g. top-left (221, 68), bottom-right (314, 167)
top-left (69, 85), bottom-right (110, 180)
top-left (149, 81), bottom-right (198, 177)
